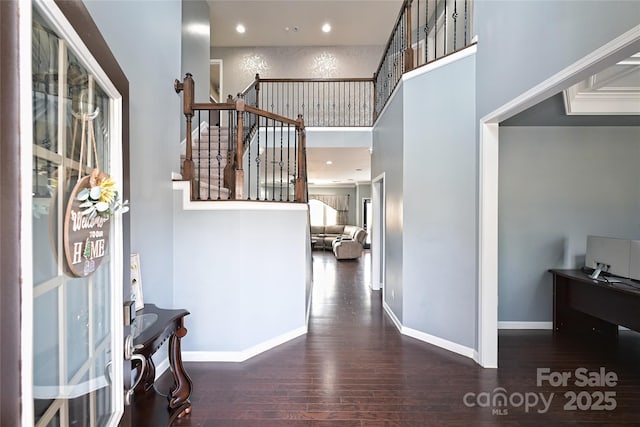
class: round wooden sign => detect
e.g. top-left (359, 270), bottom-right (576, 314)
top-left (63, 175), bottom-right (111, 277)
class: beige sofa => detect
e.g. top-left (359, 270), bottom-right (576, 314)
top-left (310, 225), bottom-right (367, 259)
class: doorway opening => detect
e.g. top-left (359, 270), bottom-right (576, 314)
top-left (477, 25), bottom-right (640, 369)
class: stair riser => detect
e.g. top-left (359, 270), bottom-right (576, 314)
top-left (190, 150), bottom-right (230, 158)
top-left (197, 186), bottom-right (230, 200)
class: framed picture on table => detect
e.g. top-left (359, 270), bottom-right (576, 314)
top-left (130, 253), bottom-right (144, 311)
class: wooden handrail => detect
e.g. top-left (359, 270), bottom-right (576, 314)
top-left (374, 0), bottom-right (411, 81)
top-left (244, 105), bottom-right (299, 126)
top-left (191, 102), bottom-right (236, 110)
top-left (258, 77), bottom-right (375, 83)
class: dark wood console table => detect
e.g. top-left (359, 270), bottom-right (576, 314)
top-left (550, 269), bottom-right (640, 337)
top-left (131, 304), bottom-right (192, 426)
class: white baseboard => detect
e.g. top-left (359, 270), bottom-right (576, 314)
top-left (402, 326), bottom-right (476, 359)
top-left (498, 321), bottom-right (553, 330)
top-left (382, 301), bottom-right (402, 331)
top-left (183, 326), bottom-right (307, 363)
top-left (383, 301), bottom-right (476, 360)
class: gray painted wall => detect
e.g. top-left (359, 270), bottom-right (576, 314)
top-left (498, 126), bottom-right (640, 322)
top-left (402, 55), bottom-right (477, 348)
top-left (475, 1), bottom-right (640, 119)
top-left (211, 45), bottom-right (383, 100)
top-left (172, 199), bottom-right (310, 352)
top-left (472, 0), bottom-right (639, 339)
top-left (85, 0), bottom-right (182, 308)
top-left (372, 88), bottom-right (404, 321)
top-left (182, 0), bottom-right (210, 103)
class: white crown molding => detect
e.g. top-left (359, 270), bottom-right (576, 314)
top-left (564, 51), bottom-right (640, 115)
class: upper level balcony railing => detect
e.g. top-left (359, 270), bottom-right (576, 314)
top-left (374, 0), bottom-right (475, 117)
top-left (240, 76), bottom-right (375, 127)
top-left (229, 1), bottom-right (474, 129)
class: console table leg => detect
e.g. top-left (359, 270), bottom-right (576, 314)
top-left (143, 356), bottom-right (156, 393)
top-left (168, 322), bottom-right (192, 418)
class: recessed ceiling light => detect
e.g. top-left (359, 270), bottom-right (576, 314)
top-left (236, 24), bottom-right (246, 34)
top-left (326, 160), bottom-right (333, 165)
top-left (322, 23), bottom-right (331, 33)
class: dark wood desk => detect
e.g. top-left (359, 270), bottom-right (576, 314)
top-left (132, 304), bottom-right (192, 426)
top-left (550, 269), bottom-right (640, 336)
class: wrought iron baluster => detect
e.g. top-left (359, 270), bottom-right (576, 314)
top-left (348, 81), bottom-right (352, 127)
top-left (293, 124), bottom-right (298, 200)
top-left (287, 123), bottom-right (291, 201)
top-left (264, 118), bottom-right (269, 200)
top-left (196, 110), bottom-right (202, 200)
top-left (425, 0), bottom-right (429, 62)
top-left (247, 114), bottom-right (252, 200)
top-left (286, 81), bottom-right (290, 118)
top-left (256, 116), bottom-right (261, 200)
top-left (402, 8), bottom-right (406, 73)
top-left (443, 0), bottom-right (447, 55)
top-left (315, 81), bottom-right (319, 127)
top-left (417, 0), bottom-right (420, 68)
top-left (216, 114), bottom-right (222, 200)
top-left (464, 0), bottom-right (468, 46)
top-left (434, 0), bottom-right (438, 58)
top-left (279, 122), bottom-right (283, 201)
top-left (206, 110), bottom-right (212, 200)
top-left (228, 110), bottom-right (234, 200)
top-left (271, 118), bottom-right (276, 201)
top-left (279, 81), bottom-right (283, 117)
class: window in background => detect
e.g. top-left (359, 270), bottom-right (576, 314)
top-left (309, 199), bottom-right (337, 226)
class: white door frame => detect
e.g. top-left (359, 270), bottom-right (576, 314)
top-left (477, 25), bottom-right (640, 368)
top-left (210, 58), bottom-right (223, 103)
top-left (371, 173), bottom-right (386, 292)
top-left (22, 1), bottom-right (126, 424)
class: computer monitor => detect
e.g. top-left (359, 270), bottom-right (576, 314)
top-left (630, 240), bottom-right (640, 281)
top-left (585, 236), bottom-right (631, 279)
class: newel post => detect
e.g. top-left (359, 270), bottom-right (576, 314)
top-left (174, 73), bottom-right (196, 197)
top-left (295, 114), bottom-right (307, 203)
top-left (404, 0), bottom-right (414, 72)
top-left (233, 95), bottom-right (245, 200)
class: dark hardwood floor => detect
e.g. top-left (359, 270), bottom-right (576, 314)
top-left (162, 250), bottom-right (640, 426)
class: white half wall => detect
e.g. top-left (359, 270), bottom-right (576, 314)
top-left (172, 182), bottom-right (312, 359)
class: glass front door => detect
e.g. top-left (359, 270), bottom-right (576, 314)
top-left (31, 3), bottom-right (124, 426)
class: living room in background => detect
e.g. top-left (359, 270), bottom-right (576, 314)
top-left (309, 199), bottom-right (337, 227)
top-left (309, 194), bottom-right (349, 226)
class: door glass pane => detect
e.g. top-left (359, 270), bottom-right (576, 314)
top-left (32, 5), bottom-right (120, 426)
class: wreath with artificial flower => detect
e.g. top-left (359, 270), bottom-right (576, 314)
top-left (76, 168), bottom-right (129, 219)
